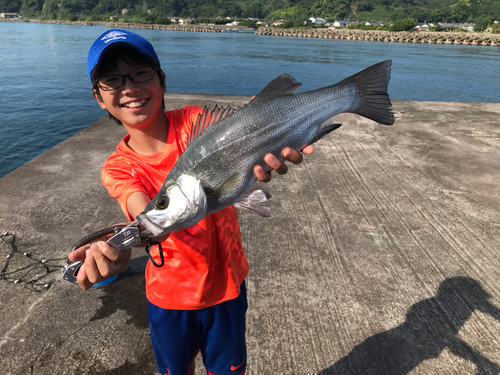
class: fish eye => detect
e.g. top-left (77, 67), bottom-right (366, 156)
top-left (155, 196), bottom-right (169, 209)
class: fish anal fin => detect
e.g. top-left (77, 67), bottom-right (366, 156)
top-left (310, 121), bottom-right (342, 145)
top-left (248, 74), bottom-right (302, 104)
top-left (188, 105), bottom-right (235, 147)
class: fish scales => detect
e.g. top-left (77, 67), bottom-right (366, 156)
top-left (173, 82), bottom-right (360, 186)
top-left (137, 60), bottom-right (393, 236)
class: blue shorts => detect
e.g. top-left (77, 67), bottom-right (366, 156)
top-left (148, 282), bottom-right (247, 375)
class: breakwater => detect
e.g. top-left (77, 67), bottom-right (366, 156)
top-left (30, 19), bottom-right (96, 26)
top-left (256, 27), bottom-right (500, 46)
top-left (105, 22), bottom-right (253, 32)
top-left (0, 18), bottom-right (29, 23)
top-left (0, 18), bottom-right (252, 32)
top-left (0, 18), bottom-right (97, 25)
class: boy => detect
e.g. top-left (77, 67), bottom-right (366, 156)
top-left (68, 29), bottom-right (313, 375)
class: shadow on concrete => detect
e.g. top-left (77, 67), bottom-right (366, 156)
top-left (86, 360), bottom-right (157, 375)
top-left (318, 277), bottom-right (500, 375)
top-left (118, 255), bottom-right (149, 280)
top-left (90, 256), bottom-right (149, 329)
top-left (61, 255), bottom-right (157, 374)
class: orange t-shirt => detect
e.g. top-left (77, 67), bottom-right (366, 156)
top-left (101, 105), bottom-right (249, 310)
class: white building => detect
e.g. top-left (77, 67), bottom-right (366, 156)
top-left (309, 17), bottom-right (326, 25)
top-left (0, 13), bottom-right (19, 18)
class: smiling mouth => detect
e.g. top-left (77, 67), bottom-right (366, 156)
top-left (123, 99), bottom-right (148, 108)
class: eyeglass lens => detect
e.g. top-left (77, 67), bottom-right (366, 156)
top-left (98, 66), bottom-right (155, 91)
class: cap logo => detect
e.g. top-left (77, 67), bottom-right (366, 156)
top-left (101, 31), bottom-right (127, 44)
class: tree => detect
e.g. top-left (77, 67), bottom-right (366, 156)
top-left (449, 2), bottom-right (470, 22)
top-left (19, 0), bottom-right (43, 16)
top-left (0, 0), bottom-right (22, 12)
top-left (410, 6), bottom-right (430, 22)
top-left (268, 5), bottom-right (309, 20)
top-left (429, 7), bottom-right (450, 22)
top-left (389, 17), bottom-right (415, 30)
top-left (3, 0), bottom-right (500, 25)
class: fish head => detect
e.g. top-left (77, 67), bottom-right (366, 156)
top-left (137, 174), bottom-right (208, 237)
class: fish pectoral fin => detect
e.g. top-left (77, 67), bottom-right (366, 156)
top-left (309, 120), bottom-right (342, 145)
top-left (242, 183), bottom-right (271, 200)
top-left (234, 185), bottom-right (272, 218)
top-left (248, 74), bottom-right (302, 104)
top-left (234, 201), bottom-right (272, 218)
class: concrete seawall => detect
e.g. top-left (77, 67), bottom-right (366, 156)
top-left (256, 27), bottom-right (500, 46)
top-left (1, 94), bottom-right (499, 374)
top-left (104, 22), bottom-right (252, 32)
top-left (1, 18), bottom-right (252, 32)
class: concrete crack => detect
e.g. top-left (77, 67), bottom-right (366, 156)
top-left (30, 343), bottom-right (47, 375)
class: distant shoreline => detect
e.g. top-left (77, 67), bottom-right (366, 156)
top-left (0, 18), bottom-right (252, 32)
top-left (1, 18), bottom-right (498, 45)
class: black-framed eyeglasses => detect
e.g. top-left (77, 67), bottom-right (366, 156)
top-left (96, 66), bottom-right (157, 91)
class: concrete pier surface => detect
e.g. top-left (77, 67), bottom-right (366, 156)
top-left (0, 94), bottom-right (499, 375)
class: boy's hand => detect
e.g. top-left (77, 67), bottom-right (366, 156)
top-left (68, 231), bottom-right (132, 290)
top-left (254, 145), bottom-right (314, 182)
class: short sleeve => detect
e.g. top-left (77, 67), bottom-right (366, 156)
top-left (101, 158), bottom-right (152, 221)
top-left (174, 105), bottom-right (204, 151)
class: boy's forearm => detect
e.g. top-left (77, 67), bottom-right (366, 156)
top-left (127, 191), bottom-right (152, 219)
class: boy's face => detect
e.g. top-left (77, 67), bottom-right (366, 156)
top-left (93, 58), bottom-right (166, 129)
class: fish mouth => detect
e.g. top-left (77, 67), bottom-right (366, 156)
top-left (137, 213), bottom-right (164, 236)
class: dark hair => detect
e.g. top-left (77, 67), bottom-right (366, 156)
top-left (92, 44), bottom-right (166, 125)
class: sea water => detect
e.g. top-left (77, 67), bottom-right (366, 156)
top-left (1, 22), bottom-right (499, 177)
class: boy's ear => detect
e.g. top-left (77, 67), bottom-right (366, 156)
top-left (93, 89), bottom-right (107, 110)
top-left (161, 71), bottom-right (166, 94)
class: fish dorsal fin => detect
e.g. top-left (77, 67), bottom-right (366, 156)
top-left (188, 105), bottom-right (235, 146)
top-left (248, 74), bottom-right (302, 104)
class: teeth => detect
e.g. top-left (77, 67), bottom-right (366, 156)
top-left (124, 100), bottom-right (146, 108)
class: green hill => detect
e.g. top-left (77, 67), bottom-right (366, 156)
top-left (1, 0), bottom-right (499, 25)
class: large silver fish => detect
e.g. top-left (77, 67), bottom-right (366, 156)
top-left (138, 60), bottom-right (394, 236)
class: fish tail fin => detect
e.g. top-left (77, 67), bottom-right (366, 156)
top-left (343, 60), bottom-right (394, 125)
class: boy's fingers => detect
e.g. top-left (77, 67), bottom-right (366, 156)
top-left (96, 241), bottom-right (121, 263)
top-left (89, 243), bottom-right (117, 279)
top-left (84, 248), bottom-right (104, 284)
top-left (282, 148), bottom-right (303, 164)
top-left (76, 263), bottom-right (93, 290)
top-left (264, 154), bottom-right (288, 175)
top-left (254, 165), bottom-right (271, 182)
top-left (68, 244), bottom-right (90, 262)
top-left (302, 145), bottom-right (314, 154)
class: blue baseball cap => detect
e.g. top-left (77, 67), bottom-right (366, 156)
top-left (87, 29), bottom-right (161, 83)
